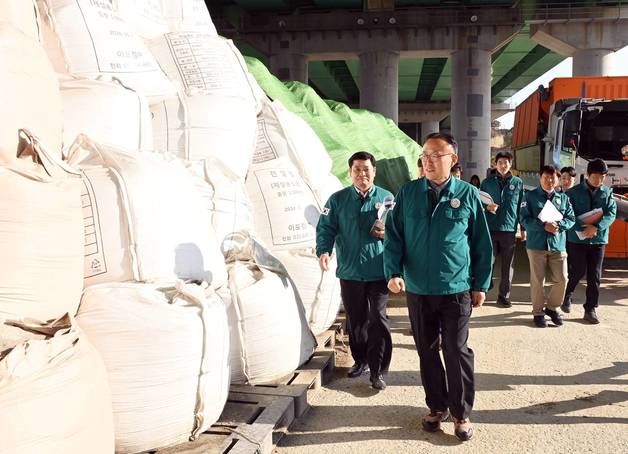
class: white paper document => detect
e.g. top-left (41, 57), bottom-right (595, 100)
top-left (479, 191), bottom-right (494, 205)
top-left (537, 200), bottom-right (564, 223)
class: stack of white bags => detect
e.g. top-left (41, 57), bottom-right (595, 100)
top-left (0, 1), bottom-right (342, 452)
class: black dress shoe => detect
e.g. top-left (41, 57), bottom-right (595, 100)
top-left (544, 308), bottom-right (563, 326)
top-left (370, 374), bottom-right (386, 390)
top-left (454, 418), bottom-right (474, 441)
top-left (496, 297), bottom-right (512, 308)
top-left (533, 315), bottom-right (547, 328)
top-left (347, 363), bottom-right (369, 378)
top-left (562, 294), bottom-right (572, 313)
top-left (584, 309), bottom-right (600, 324)
top-left (421, 409), bottom-right (450, 432)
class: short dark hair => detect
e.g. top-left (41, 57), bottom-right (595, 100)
top-left (424, 132), bottom-right (458, 154)
top-left (348, 151), bottom-right (376, 168)
top-left (495, 151), bottom-right (513, 162)
top-left (451, 162), bottom-right (462, 172)
top-left (539, 164), bottom-right (560, 177)
top-left (587, 158), bottom-right (608, 175)
top-left (560, 166), bottom-right (576, 177)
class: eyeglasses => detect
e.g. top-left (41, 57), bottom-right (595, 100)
top-left (421, 153), bottom-right (454, 163)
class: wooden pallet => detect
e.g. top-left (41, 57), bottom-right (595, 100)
top-left (230, 347), bottom-right (335, 418)
top-left (315, 325), bottom-right (340, 351)
top-left (153, 392), bottom-right (294, 454)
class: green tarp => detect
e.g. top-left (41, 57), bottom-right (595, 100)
top-left (245, 57), bottom-right (422, 194)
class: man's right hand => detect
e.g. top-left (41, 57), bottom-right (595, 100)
top-left (387, 277), bottom-right (406, 294)
top-left (319, 253), bottom-right (330, 271)
top-left (486, 203), bottom-right (499, 214)
top-left (544, 222), bottom-right (559, 234)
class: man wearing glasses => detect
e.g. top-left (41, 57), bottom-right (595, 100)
top-left (316, 151), bottom-right (393, 391)
top-left (384, 133), bottom-right (492, 441)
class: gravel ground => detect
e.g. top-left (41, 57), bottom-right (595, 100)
top-left (276, 249), bottom-right (628, 454)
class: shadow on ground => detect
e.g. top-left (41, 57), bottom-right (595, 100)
top-left (279, 389), bottom-right (628, 447)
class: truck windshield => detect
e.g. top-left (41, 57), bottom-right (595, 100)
top-left (579, 105), bottom-right (628, 161)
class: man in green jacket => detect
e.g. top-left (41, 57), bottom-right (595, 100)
top-left (519, 165), bottom-right (575, 328)
top-left (384, 133), bottom-right (492, 441)
top-left (480, 151), bottom-right (525, 307)
top-left (562, 159), bottom-right (617, 324)
top-left (316, 151), bottom-right (393, 391)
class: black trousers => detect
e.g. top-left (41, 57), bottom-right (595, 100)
top-left (407, 291), bottom-right (474, 420)
top-left (340, 279), bottom-right (392, 376)
top-left (565, 242), bottom-right (606, 311)
top-left (491, 231), bottom-right (516, 300)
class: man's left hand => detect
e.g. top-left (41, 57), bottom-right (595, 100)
top-left (471, 291), bottom-right (485, 308)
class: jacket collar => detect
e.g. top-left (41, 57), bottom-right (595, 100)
top-left (535, 186), bottom-right (557, 199)
top-left (420, 175), bottom-right (457, 197)
top-left (350, 185), bottom-right (375, 200)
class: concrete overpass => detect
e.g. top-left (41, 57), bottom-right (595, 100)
top-left (209, 0), bottom-right (628, 176)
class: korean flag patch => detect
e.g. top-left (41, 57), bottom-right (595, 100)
top-left (321, 207), bottom-right (330, 216)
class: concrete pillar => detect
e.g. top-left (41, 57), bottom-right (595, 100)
top-left (359, 50), bottom-right (399, 123)
top-left (399, 123), bottom-right (420, 143)
top-left (572, 49), bottom-right (615, 77)
top-left (269, 52), bottom-right (308, 83)
top-left (450, 47), bottom-right (492, 177)
top-left (420, 120), bottom-right (440, 144)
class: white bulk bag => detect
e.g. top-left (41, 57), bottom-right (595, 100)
top-left (222, 263), bottom-right (316, 385)
top-left (274, 249), bottom-right (341, 335)
top-left (36, 0), bottom-right (174, 98)
top-left (149, 32), bottom-right (254, 98)
top-left (148, 33), bottom-right (257, 178)
top-left (246, 71), bottom-right (268, 115)
top-left (0, 314), bottom-right (114, 454)
top-left (272, 101), bottom-right (333, 191)
top-left (164, 0), bottom-right (217, 35)
top-left (150, 94), bottom-right (256, 179)
top-left (116, 0), bottom-right (216, 38)
top-left (247, 103), bottom-right (321, 251)
top-left (77, 282), bottom-right (230, 453)
top-left (315, 174), bottom-right (344, 208)
top-left (115, 0), bottom-right (168, 39)
top-left (0, 24), bottom-right (62, 159)
top-left (190, 159), bottom-right (254, 254)
top-left (0, 0), bottom-right (39, 40)
top-left (66, 135), bottom-right (227, 288)
top-left (60, 76), bottom-right (154, 153)
top-left (0, 132), bottom-right (83, 321)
